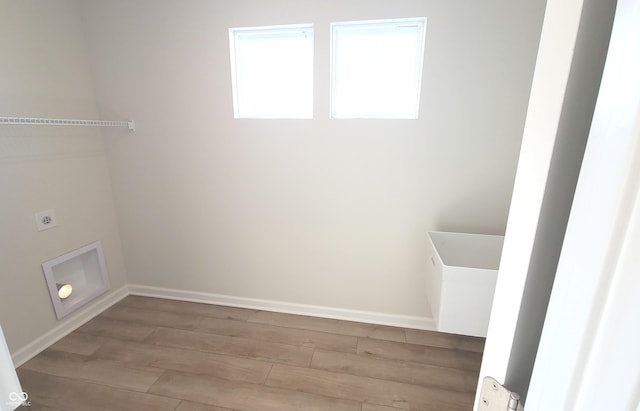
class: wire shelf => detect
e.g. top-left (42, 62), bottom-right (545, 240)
top-left (0, 117), bottom-right (135, 131)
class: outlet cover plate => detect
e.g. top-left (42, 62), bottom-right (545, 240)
top-left (35, 209), bottom-right (57, 231)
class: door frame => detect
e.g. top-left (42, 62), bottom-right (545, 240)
top-left (474, 0), bottom-right (640, 408)
top-left (524, 0), bottom-right (640, 408)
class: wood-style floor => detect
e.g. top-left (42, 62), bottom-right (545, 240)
top-left (17, 296), bottom-right (484, 411)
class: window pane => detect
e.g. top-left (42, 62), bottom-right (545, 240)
top-left (230, 25), bottom-right (314, 119)
top-left (331, 18), bottom-right (427, 119)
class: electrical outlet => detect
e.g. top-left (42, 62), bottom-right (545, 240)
top-left (35, 209), bottom-right (57, 231)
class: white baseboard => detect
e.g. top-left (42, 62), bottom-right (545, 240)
top-left (11, 285), bottom-right (129, 367)
top-left (127, 285), bottom-right (436, 331)
top-left (11, 284), bottom-right (435, 366)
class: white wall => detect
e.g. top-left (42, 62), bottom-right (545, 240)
top-left (79, 0), bottom-right (545, 317)
top-left (0, 1), bottom-right (128, 354)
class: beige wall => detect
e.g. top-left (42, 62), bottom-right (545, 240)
top-left (79, 0), bottom-right (545, 317)
top-left (0, 0), bottom-right (546, 356)
top-left (0, 1), bottom-right (128, 352)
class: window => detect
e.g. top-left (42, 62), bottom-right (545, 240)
top-left (331, 18), bottom-right (427, 119)
top-left (229, 24), bottom-right (314, 119)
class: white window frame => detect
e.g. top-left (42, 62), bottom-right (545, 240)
top-left (229, 24), bottom-right (314, 119)
top-left (330, 18), bottom-right (427, 119)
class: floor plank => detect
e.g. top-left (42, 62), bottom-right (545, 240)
top-left (48, 331), bottom-right (106, 356)
top-left (175, 400), bottom-right (235, 411)
top-left (76, 316), bottom-right (156, 342)
top-left (92, 337), bottom-right (271, 384)
top-left (310, 349), bottom-right (478, 392)
top-left (248, 311), bottom-right (407, 342)
top-left (197, 316), bottom-right (358, 353)
top-left (149, 370), bottom-right (361, 411)
top-left (17, 369), bottom-right (181, 411)
top-left (146, 326), bottom-right (314, 367)
top-left (265, 364), bottom-right (474, 411)
top-left (21, 349), bottom-right (164, 392)
top-left (357, 337), bottom-right (483, 371)
top-left (101, 304), bottom-right (202, 330)
top-left (405, 328), bottom-right (485, 353)
top-left (120, 295), bottom-right (255, 321)
top-left (362, 404), bottom-right (405, 411)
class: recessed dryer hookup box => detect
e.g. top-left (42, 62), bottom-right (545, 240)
top-left (42, 241), bottom-right (111, 319)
